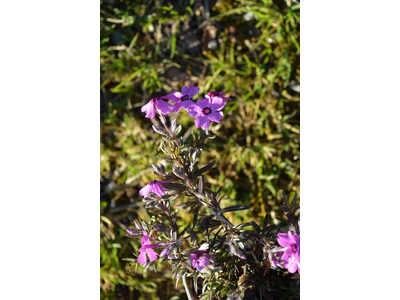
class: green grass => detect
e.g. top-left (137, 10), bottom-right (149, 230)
top-left (100, 0), bottom-right (299, 298)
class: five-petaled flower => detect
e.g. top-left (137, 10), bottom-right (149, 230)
top-left (206, 91), bottom-right (231, 104)
top-left (277, 231), bottom-right (300, 274)
top-left (164, 85), bottom-right (199, 113)
top-left (188, 96), bottom-right (225, 130)
top-left (189, 250), bottom-right (215, 272)
top-left (141, 97), bottom-right (173, 119)
top-left (137, 231), bottom-right (159, 267)
top-left (139, 180), bottom-right (169, 197)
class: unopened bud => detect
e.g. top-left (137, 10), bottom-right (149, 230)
top-left (126, 228), bottom-right (140, 237)
top-left (153, 222), bottom-right (167, 232)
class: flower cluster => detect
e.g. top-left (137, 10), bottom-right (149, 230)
top-left (141, 85), bottom-right (231, 130)
top-left (126, 85), bottom-right (300, 299)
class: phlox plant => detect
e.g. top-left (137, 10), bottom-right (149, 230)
top-left (126, 86), bottom-right (300, 300)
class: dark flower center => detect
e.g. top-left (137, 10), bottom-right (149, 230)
top-left (291, 243), bottom-right (298, 253)
top-left (181, 95), bottom-right (190, 101)
top-left (149, 180), bottom-right (156, 186)
top-left (209, 92), bottom-right (218, 98)
top-left (202, 107), bottom-right (212, 115)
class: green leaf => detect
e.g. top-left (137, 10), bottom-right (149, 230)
top-left (170, 34), bottom-right (176, 59)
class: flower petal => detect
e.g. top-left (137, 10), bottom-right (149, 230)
top-left (190, 253), bottom-right (198, 268)
top-left (285, 255), bottom-right (299, 274)
top-left (196, 256), bottom-right (210, 271)
top-left (188, 86), bottom-right (200, 98)
top-left (188, 105), bottom-right (202, 118)
top-left (181, 86), bottom-right (189, 95)
top-left (277, 233), bottom-right (293, 247)
top-left (151, 183), bottom-right (166, 197)
top-left (196, 98), bottom-right (210, 108)
top-left (210, 97), bottom-right (226, 111)
top-left (281, 249), bottom-right (292, 261)
top-left (137, 252), bottom-right (147, 266)
top-left (195, 115), bottom-right (210, 130)
top-left (146, 248), bottom-right (158, 262)
top-left (195, 115), bottom-right (208, 129)
top-left (172, 102), bottom-right (183, 113)
top-left (141, 101), bottom-right (156, 119)
top-left (141, 234), bottom-right (151, 246)
top-left (155, 99), bottom-right (173, 115)
top-left (162, 92), bottom-right (182, 102)
top-left (139, 184), bottom-right (151, 197)
top-left (208, 112), bottom-right (223, 123)
top-left (181, 100), bottom-right (196, 110)
top-left (295, 251), bottom-right (300, 263)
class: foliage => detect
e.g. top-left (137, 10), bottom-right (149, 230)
top-left (100, 0), bottom-right (299, 298)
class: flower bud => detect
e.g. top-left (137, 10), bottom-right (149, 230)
top-left (152, 163), bottom-right (166, 175)
top-left (126, 228), bottom-right (141, 237)
top-left (152, 222), bottom-right (167, 232)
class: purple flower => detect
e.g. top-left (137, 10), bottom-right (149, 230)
top-left (206, 91), bottom-right (231, 104)
top-left (141, 97), bottom-right (174, 119)
top-left (189, 250), bottom-right (215, 272)
top-left (277, 231), bottom-right (300, 274)
top-left (139, 180), bottom-right (169, 197)
top-left (163, 85), bottom-right (199, 113)
top-left (137, 231), bottom-right (158, 267)
top-left (188, 96), bottom-right (225, 130)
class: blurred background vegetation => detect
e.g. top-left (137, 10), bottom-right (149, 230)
top-left (100, 0), bottom-right (299, 298)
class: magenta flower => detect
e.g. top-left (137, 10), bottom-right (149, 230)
top-left (188, 97), bottom-right (225, 130)
top-left (277, 231), bottom-right (300, 274)
top-left (189, 250), bottom-right (215, 272)
top-left (206, 91), bottom-right (231, 104)
top-left (137, 231), bottom-right (158, 267)
top-left (141, 97), bottom-right (173, 119)
top-left (163, 85), bottom-right (199, 113)
top-left (139, 180), bottom-right (169, 197)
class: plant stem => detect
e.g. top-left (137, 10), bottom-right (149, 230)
top-left (157, 109), bottom-right (181, 148)
top-left (182, 275), bottom-right (198, 300)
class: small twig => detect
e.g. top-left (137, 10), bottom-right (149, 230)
top-left (182, 275), bottom-right (198, 300)
top-left (157, 109), bottom-right (181, 148)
